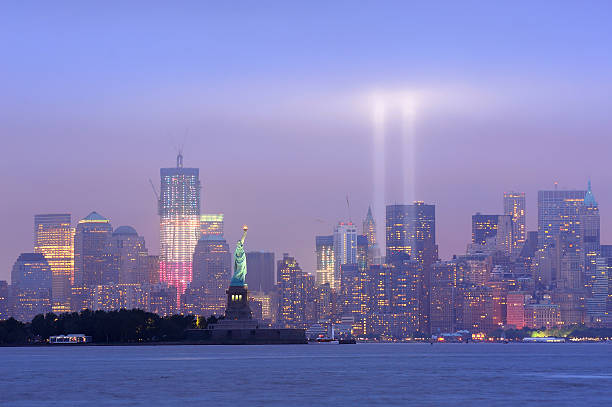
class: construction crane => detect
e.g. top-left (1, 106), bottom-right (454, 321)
top-left (149, 179), bottom-right (160, 214)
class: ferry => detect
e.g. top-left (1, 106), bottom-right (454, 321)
top-left (49, 334), bottom-right (92, 344)
top-left (310, 325), bottom-right (339, 344)
top-left (313, 337), bottom-right (340, 344)
top-left (522, 337), bottom-right (566, 343)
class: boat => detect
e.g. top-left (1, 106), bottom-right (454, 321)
top-left (309, 325), bottom-right (339, 344)
top-left (312, 337), bottom-right (340, 344)
top-left (522, 337), bottom-right (566, 343)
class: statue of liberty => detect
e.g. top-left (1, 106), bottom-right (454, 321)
top-left (230, 225), bottom-right (248, 286)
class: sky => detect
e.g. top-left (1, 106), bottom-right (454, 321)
top-left (2, 1), bottom-right (612, 281)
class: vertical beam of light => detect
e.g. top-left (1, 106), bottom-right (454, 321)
top-left (372, 97), bottom-right (386, 255)
top-left (402, 97), bottom-right (416, 204)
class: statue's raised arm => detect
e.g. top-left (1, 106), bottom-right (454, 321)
top-left (230, 225), bottom-right (248, 286)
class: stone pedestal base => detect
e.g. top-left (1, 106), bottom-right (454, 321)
top-left (211, 285), bottom-right (258, 330)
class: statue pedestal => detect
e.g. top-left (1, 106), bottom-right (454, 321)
top-left (186, 284), bottom-right (307, 344)
top-left (210, 285), bottom-right (258, 330)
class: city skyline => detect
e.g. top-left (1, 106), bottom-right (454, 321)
top-left (0, 172), bottom-right (606, 282)
top-left (3, 3), bottom-right (612, 406)
top-left (3, 2), bottom-right (612, 281)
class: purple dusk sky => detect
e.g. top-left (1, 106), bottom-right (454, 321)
top-left (2, 2), bottom-right (612, 281)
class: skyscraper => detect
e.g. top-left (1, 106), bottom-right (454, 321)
top-left (315, 235), bottom-right (335, 288)
top-left (390, 259), bottom-right (423, 336)
top-left (74, 212), bottom-right (112, 287)
top-left (0, 281), bottom-right (9, 320)
top-left (430, 261), bottom-right (459, 334)
top-left (277, 253), bottom-right (309, 328)
top-left (537, 187), bottom-right (586, 290)
top-left (581, 181), bottom-right (600, 291)
top-left (385, 202), bottom-right (437, 333)
top-left (471, 213), bottom-right (513, 255)
top-left (10, 253), bottom-right (52, 322)
top-left (159, 153), bottom-right (201, 304)
top-left (385, 203), bottom-right (436, 264)
top-left (586, 257), bottom-right (608, 322)
top-left (200, 214), bottom-right (224, 239)
top-left (245, 252), bottom-right (275, 293)
top-left (34, 213), bottom-right (74, 313)
top-left (362, 206), bottom-right (380, 265)
top-left (504, 192), bottom-right (526, 254)
top-left (108, 226), bottom-right (149, 285)
top-left (191, 236), bottom-right (231, 316)
top-left (333, 222), bottom-right (357, 291)
top-left (537, 188), bottom-right (586, 249)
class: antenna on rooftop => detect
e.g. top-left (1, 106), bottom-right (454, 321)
top-left (177, 145), bottom-right (184, 168)
top-left (346, 194), bottom-right (353, 224)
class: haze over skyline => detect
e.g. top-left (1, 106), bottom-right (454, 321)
top-left (2, 1), bottom-right (612, 281)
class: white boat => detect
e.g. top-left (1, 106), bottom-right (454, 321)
top-left (309, 325), bottom-right (339, 344)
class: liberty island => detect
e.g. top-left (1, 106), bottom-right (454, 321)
top-left (185, 226), bottom-right (307, 344)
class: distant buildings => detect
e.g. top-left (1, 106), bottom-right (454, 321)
top-left (245, 252), bottom-right (275, 293)
top-left (3, 177), bottom-right (610, 336)
top-left (34, 214), bottom-right (74, 313)
top-left (470, 213), bottom-right (512, 256)
top-left (430, 261), bottom-right (459, 334)
top-left (503, 192), bottom-right (526, 254)
top-left (581, 181), bottom-right (600, 291)
top-left (190, 236), bottom-right (231, 316)
top-left (159, 153), bottom-right (201, 304)
top-left (315, 235), bottom-right (335, 289)
top-left (385, 202), bottom-right (437, 333)
top-left (277, 253), bottom-right (313, 328)
top-left (362, 206), bottom-right (380, 265)
top-left (537, 188), bottom-right (586, 249)
top-left (74, 212), bottom-right (112, 287)
top-left (108, 226), bottom-right (149, 285)
top-left (200, 214), bottom-right (224, 239)
top-left (333, 222), bottom-right (357, 292)
top-left (10, 253), bottom-right (52, 322)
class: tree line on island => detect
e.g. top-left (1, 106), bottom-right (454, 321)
top-left (0, 309), bottom-right (222, 345)
top-left (2, 310), bottom-right (612, 345)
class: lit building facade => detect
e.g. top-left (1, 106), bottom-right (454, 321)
top-left (250, 291), bottom-right (274, 322)
top-left (460, 285), bottom-right (494, 334)
top-left (586, 257), bottom-right (608, 321)
top-left (538, 188), bottom-right (586, 248)
top-left (430, 261), bottom-right (458, 334)
top-left (333, 222), bottom-right (357, 292)
top-left (537, 187), bottom-right (586, 290)
top-left (581, 181), bottom-right (600, 292)
top-left (524, 302), bottom-right (561, 329)
top-left (386, 202), bottom-right (437, 333)
top-left (315, 235), bottom-right (335, 289)
top-left (200, 213), bottom-right (224, 239)
top-left (277, 253), bottom-right (309, 328)
top-left (471, 213), bottom-right (513, 255)
top-left (74, 212), bottom-right (112, 287)
top-left (503, 192), bottom-right (526, 255)
top-left (506, 292), bottom-right (528, 329)
top-left (0, 281), bottom-right (9, 320)
top-left (159, 153), bottom-right (201, 304)
top-left (34, 214), bottom-right (74, 313)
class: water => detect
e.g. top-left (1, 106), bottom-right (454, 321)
top-left (1, 343), bottom-right (611, 406)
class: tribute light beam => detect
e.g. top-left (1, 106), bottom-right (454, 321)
top-left (372, 96), bottom-right (386, 256)
top-left (401, 95), bottom-right (417, 205)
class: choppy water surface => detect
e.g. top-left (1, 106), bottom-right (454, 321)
top-left (1, 343), bottom-right (611, 406)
